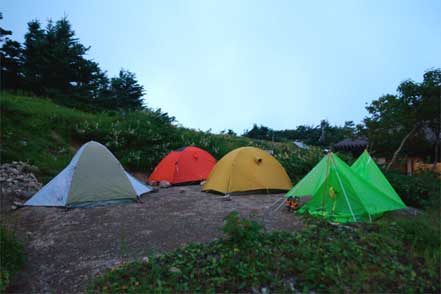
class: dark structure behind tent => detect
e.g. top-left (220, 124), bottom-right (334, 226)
top-left (333, 138), bottom-right (368, 157)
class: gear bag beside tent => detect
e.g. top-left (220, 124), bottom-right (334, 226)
top-left (25, 141), bottom-right (152, 207)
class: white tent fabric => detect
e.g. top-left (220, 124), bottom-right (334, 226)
top-left (25, 144), bottom-right (86, 206)
top-left (25, 141), bottom-right (152, 207)
top-left (124, 171), bottom-right (151, 196)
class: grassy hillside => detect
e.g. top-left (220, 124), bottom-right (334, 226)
top-left (0, 92), bottom-right (323, 183)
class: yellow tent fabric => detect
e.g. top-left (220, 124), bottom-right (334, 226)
top-left (202, 147), bottom-right (292, 194)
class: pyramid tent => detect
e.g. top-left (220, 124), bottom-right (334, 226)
top-left (351, 150), bottom-right (405, 207)
top-left (25, 141), bottom-right (152, 207)
top-left (202, 147), bottom-right (292, 194)
top-left (285, 153), bottom-right (405, 222)
top-left (148, 146), bottom-right (216, 184)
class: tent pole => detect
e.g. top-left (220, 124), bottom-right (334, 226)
top-left (321, 153), bottom-right (331, 215)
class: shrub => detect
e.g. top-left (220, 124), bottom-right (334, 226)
top-left (385, 171), bottom-right (440, 209)
top-left (0, 226), bottom-right (25, 292)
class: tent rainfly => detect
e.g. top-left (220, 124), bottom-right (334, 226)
top-left (25, 141), bottom-right (152, 207)
top-left (351, 150), bottom-right (405, 206)
top-left (148, 146), bottom-right (216, 184)
top-left (285, 152), bottom-right (405, 223)
top-left (202, 147), bottom-right (292, 194)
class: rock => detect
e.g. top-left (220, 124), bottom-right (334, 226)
top-left (0, 161), bottom-right (42, 212)
top-left (9, 168), bottom-right (19, 174)
top-left (159, 181), bottom-right (171, 188)
top-left (21, 191), bottom-right (35, 199)
top-left (142, 256), bottom-right (149, 263)
top-left (219, 195), bottom-right (232, 201)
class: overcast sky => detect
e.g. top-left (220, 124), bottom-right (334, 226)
top-left (3, 0), bottom-right (440, 133)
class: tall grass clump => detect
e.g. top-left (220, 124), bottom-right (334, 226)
top-left (0, 226), bottom-right (25, 292)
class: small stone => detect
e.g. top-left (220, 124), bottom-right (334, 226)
top-left (148, 180), bottom-right (158, 186)
top-left (159, 181), bottom-right (171, 188)
top-left (142, 256), bottom-right (149, 263)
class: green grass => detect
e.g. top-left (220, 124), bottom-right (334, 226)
top-left (0, 226), bottom-right (25, 292)
top-left (88, 212), bottom-right (440, 293)
top-left (0, 92), bottom-right (323, 183)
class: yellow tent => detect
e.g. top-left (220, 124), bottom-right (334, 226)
top-left (202, 147), bottom-right (292, 194)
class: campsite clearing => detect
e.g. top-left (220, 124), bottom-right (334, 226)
top-left (2, 185), bottom-right (300, 293)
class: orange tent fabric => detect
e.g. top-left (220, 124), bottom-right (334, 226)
top-left (148, 147), bottom-right (216, 184)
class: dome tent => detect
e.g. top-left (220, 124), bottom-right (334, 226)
top-left (285, 152), bottom-right (405, 223)
top-left (25, 141), bottom-right (152, 207)
top-left (148, 146), bottom-right (216, 185)
top-left (202, 147), bottom-right (292, 194)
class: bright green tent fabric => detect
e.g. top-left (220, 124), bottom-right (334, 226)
top-left (286, 153), bottom-right (406, 223)
top-left (351, 150), bottom-right (406, 207)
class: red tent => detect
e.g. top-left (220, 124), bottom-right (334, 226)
top-left (148, 146), bottom-right (216, 184)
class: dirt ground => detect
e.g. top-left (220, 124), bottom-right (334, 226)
top-left (3, 185), bottom-right (302, 293)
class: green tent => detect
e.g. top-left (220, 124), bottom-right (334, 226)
top-left (25, 141), bottom-right (152, 207)
top-left (351, 150), bottom-right (406, 207)
top-left (286, 152), bottom-right (406, 223)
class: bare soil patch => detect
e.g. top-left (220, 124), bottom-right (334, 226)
top-left (3, 185), bottom-right (302, 293)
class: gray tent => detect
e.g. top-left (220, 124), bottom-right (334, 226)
top-left (25, 141), bottom-right (152, 207)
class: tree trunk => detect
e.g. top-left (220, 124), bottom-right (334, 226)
top-left (386, 125), bottom-right (418, 172)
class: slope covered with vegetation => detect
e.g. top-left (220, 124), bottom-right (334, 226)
top-left (0, 92), bottom-right (323, 183)
top-left (89, 211), bottom-right (440, 293)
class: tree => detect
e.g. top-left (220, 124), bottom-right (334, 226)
top-left (22, 20), bottom-right (46, 94)
top-left (227, 129), bottom-right (237, 136)
top-left (0, 39), bottom-right (23, 89)
top-left (20, 17), bottom-right (112, 109)
top-left (0, 13), bottom-right (23, 90)
top-left (107, 69), bottom-right (145, 110)
top-left (363, 69), bottom-right (440, 170)
top-left (318, 119), bottom-right (329, 145)
top-left (243, 124), bottom-right (272, 140)
top-left (0, 13), bottom-right (12, 42)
